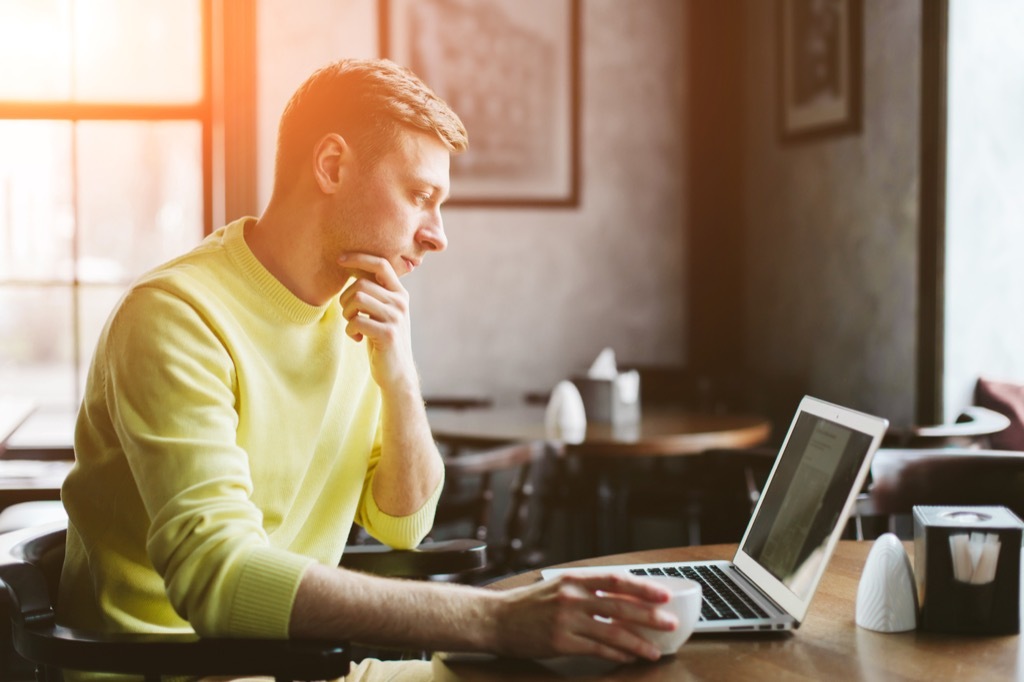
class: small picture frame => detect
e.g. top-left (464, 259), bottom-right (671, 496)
top-left (379, 0), bottom-right (580, 207)
top-left (778, 0), bottom-right (862, 142)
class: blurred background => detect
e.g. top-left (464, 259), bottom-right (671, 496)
top-left (2, 0), bottom-right (1023, 436)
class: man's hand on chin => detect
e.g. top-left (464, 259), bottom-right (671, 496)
top-left (337, 252), bottom-right (419, 395)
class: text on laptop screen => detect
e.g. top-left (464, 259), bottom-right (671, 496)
top-left (739, 412), bottom-right (873, 600)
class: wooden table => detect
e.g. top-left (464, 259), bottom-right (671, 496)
top-left (427, 406), bottom-right (771, 457)
top-left (0, 399), bottom-right (73, 511)
top-left (0, 459), bottom-right (71, 509)
top-left (0, 397), bottom-right (36, 454)
top-left (432, 541), bottom-right (1023, 681)
top-left (428, 406), bottom-right (772, 556)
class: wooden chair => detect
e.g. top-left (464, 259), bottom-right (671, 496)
top-left (857, 448), bottom-right (1024, 539)
top-left (432, 441), bottom-right (545, 577)
top-left (609, 366), bottom-right (794, 547)
top-left (621, 446), bottom-right (777, 547)
top-left (0, 522), bottom-right (485, 681)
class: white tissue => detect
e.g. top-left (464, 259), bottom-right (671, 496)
top-left (587, 347), bottom-right (618, 380)
top-left (545, 380), bottom-right (587, 443)
top-left (949, 532), bottom-right (1001, 584)
top-left (615, 370), bottom-right (640, 404)
top-left (587, 347), bottom-right (640, 404)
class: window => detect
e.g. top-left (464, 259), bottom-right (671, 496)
top-left (0, 0), bottom-right (211, 413)
top-left (942, 0), bottom-right (1024, 417)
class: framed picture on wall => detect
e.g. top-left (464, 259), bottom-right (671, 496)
top-left (379, 0), bottom-right (580, 207)
top-left (778, 0), bottom-right (862, 142)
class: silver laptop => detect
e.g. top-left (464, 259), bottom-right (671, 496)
top-left (542, 396), bottom-right (888, 633)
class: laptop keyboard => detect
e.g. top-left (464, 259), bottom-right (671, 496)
top-left (630, 565), bottom-right (770, 621)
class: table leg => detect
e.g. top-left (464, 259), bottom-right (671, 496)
top-left (594, 460), bottom-right (633, 557)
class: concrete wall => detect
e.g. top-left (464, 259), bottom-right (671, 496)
top-left (256, 0), bottom-right (687, 405)
top-left (742, 0), bottom-right (921, 428)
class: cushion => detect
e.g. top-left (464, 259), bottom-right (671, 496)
top-left (974, 377), bottom-right (1024, 450)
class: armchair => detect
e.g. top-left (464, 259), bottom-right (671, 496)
top-left (865, 448), bottom-right (1024, 519)
top-left (852, 405), bottom-right (1014, 539)
top-left (0, 522), bottom-right (485, 681)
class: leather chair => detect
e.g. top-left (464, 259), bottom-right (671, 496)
top-left (852, 406), bottom-right (1013, 539)
top-left (856, 448), bottom-right (1024, 539)
top-left (0, 522), bottom-right (485, 681)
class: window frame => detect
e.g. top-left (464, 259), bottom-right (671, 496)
top-left (0, 0), bottom-right (256, 410)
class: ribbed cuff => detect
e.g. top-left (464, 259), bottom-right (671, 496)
top-left (364, 478), bottom-right (444, 550)
top-left (228, 546), bottom-right (315, 637)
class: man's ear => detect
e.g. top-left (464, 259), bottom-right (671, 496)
top-left (312, 133), bottom-right (350, 194)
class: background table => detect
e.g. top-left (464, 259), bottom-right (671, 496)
top-left (0, 459), bottom-right (72, 510)
top-left (427, 406), bottom-right (771, 456)
top-left (429, 406), bottom-right (772, 555)
top-left (0, 398), bottom-right (35, 454)
top-left (0, 400), bottom-right (73, 514)
top-left (433, 541), bottom-right (1022, 681)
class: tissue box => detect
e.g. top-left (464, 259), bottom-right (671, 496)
top-left (571, 374), bottom-right (640, 424)
top-left (913, 505), bottom-right (1022, 635)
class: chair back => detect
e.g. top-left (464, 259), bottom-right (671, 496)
top-left (0, 521), bottom-right (351, 682)
top-left (433, 441), bottom-right (545, 575)
top-left (868, 448), bottom-right (1024, 518)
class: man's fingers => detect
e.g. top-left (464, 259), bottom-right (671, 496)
top-left (589, 595), bottom-right (678, 632)
top-left (340, 288), bottom-right (395, 323)
top-left (345, 316), bottom-right (393, 344)
top-left (561, 573), bottom-right (672, 605)
top-left (338, 253), bottom-right (400, 289)
top-left (562, 613), bottom-right (662, 662)
top-left (543, 575), bottom-right (674, 662)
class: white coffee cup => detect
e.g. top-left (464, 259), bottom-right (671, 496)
top-left (637, 576), bottom-right (702, 655)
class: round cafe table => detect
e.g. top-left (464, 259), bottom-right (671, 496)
top-left (429, 541), bottom-right (1023, 681)
top-left (427, 406), bottom-right (772, 556)
top-left (427, 406), bottom-right (771, 457)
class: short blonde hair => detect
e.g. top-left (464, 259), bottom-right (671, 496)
top-left (273, 58), bottom-right (468, 192)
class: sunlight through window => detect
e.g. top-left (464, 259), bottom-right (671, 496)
top-left (0, 0), bottom-right (207, 412)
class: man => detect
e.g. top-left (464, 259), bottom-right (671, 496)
top-left (58, 58), bottom-right (676, 680)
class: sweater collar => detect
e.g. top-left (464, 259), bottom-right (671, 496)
top-left (223, 217), bottom-right (333, 325)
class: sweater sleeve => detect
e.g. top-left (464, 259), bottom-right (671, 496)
top-left (106, 286), bottom-right (312, 638)
top-left (353, 420), bottom-right (443, 550)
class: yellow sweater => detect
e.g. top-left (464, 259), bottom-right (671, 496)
top-left (58, 217), bottom-right (440, 643)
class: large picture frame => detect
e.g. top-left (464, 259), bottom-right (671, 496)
top-left (379, 0), bottom-right (580, 207)
top-left (778, 0), bottom-right (862, 142)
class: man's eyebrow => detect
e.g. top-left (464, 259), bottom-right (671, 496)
top-left (407, 169), bottom-right (449, 203)
top-left (427, 181), bottom-right (450, 205)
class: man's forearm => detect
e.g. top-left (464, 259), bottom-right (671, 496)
top-left (290, 562), bottom-right (500, 651)
top-left (289, 562), bottom-right (677, 662)
top-left (371, 384), bottom-right (444, 516)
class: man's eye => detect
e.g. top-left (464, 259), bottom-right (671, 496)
top-left (413, 192), bottom-right (430, 205)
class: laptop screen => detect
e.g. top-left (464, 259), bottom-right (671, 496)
top-left (738, 412), bottom-right (874, 600)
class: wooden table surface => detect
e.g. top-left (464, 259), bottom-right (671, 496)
top-left (431, 541), bottom-right (1023, 681)
top-left (427, 406), bottom-right (771, 457)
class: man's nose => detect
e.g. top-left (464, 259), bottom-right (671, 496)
top-left (418, 213), bottom-right (448, 252)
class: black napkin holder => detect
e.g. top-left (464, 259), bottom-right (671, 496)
top-left (913, 505), bottom-right (1022, 635)
top-left (570, 374), bottom-right (640, 425)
